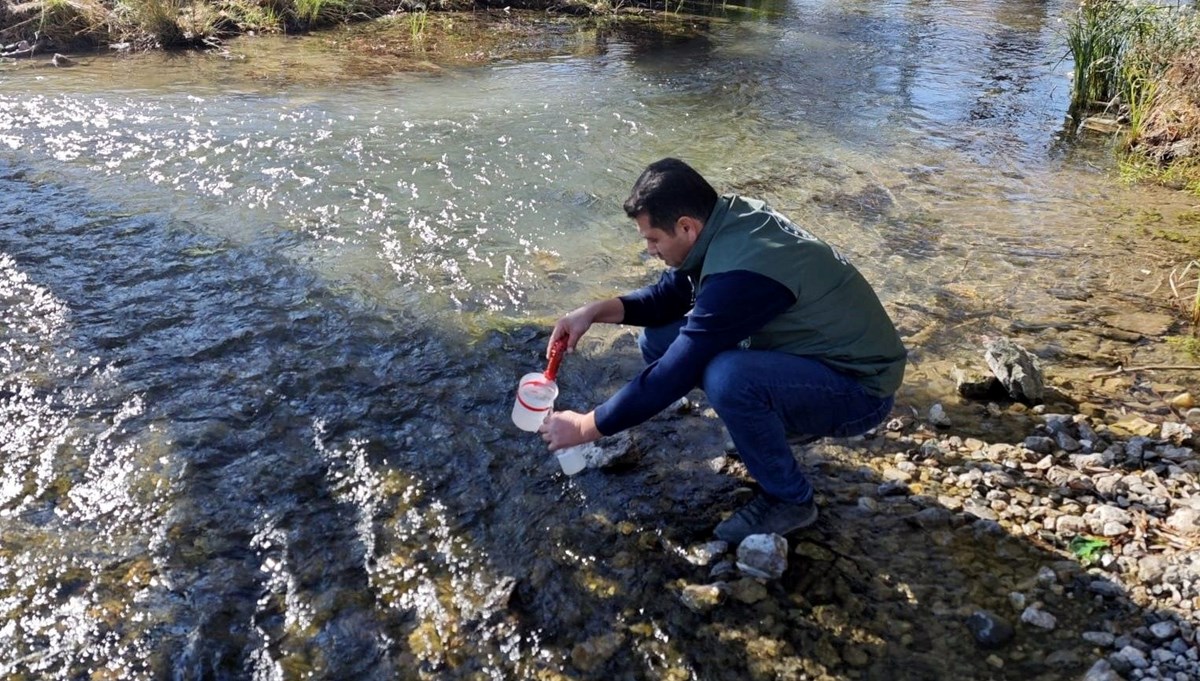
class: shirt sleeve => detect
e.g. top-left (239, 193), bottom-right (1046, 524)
top-left (594, 270), bottom-right (796, 435)
top-left (617, 268), bottom-right (694, 327)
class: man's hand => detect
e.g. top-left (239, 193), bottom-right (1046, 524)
top-left (547, 299), bottom-right (624, 358)
top-left (538, 410), bottom-right (601, 451)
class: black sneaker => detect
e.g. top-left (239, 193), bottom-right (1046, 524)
top-left (714, 494), bottom-right (819, 544)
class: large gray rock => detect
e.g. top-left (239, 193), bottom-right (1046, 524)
top-left (984, 338), bottom-right (1045, 404)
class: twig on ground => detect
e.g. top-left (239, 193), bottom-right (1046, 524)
top-left (1089, 364), bottom-right (1200, 379)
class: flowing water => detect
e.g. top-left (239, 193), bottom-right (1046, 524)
top-left (2, 1), bottom-right (1198, 679)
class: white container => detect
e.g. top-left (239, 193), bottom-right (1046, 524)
top-left (511, 372), bottom-right (558, 432)
top-left (556, 446), bottom-right (587, 476)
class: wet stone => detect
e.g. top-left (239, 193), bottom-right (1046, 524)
top-left (1045, 649), bottom-right (1080, 668)
top-left (680, 584), bottom-right (724, 613)
top-left (570, 631), bottom-right (625, 672)
top-left (726, 577), bottom-right (769, 605)
top-left (913, 506), bottom-right (951, 528)
top-left (928, 403), bottom-right (952, 428)
top-left (955, 367), bottom-right (1003, 400)
top-left (1020, 606), bottom-right (1057, 630)
top-left (965, 610), bottom-right (1014, 649)
top-left (736, 534), bottom-right (788, 580)
top-left (841, 644), bottom-right (870, 668)
top-left (793, 541), bottom-right (834, 562)
top-left (709, 559), bottom-right (737, 580)
top-left (686, 541), bottom-right (728, 566)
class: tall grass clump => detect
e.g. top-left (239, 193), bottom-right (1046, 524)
top-left (408, 9), bottom-right (428, 46)
top-left (1066, 1), bottom-right (1200, 174)
top-left (1064, 0), bottom-right (1157, 116)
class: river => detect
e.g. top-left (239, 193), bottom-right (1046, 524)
top-left (1, 1), bottom-right (1197, 679)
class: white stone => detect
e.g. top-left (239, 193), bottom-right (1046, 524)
top-left (686, 541), bottom-right (729, 566)
top-left (1020, 606), bottom-right (1057, 630)
top-left (928, 403), bottom-right (952, 427)
top-left (736, 534), bottom-right (788, 580)
top-left (1150, 621), bottom-right (1180, 639)
top-left (1036, 566), bottom-right (1057, 585)
top-left (1161, 422), bottom-right (1193, 441)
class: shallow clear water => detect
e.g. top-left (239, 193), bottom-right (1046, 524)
top-left (2, 1), bottom-right (1198, 678)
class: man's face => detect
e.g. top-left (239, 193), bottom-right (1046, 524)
top-left (635, 212), bottom-right (697, 268)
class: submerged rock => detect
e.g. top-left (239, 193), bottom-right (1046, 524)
top-left (570, 631), bottom-right (625, 672)
top-left (1020, 605), bottom-right (1057, 630)
top-left (965, 610), bottom-right (1015, 649)
top-left (680, 583), bottom-right (725, 613)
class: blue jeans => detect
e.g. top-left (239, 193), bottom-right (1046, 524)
top-left (640, 319), bottom-right (894, 504)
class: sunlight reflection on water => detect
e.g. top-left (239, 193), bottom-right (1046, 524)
top-left (2, 1), bottom-right (1199, 678)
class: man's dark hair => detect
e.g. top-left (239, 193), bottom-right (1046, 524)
top-left (623, 158), bottom-right (719, 234)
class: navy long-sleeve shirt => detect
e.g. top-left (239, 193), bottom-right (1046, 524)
top-left (593, 269), bottom-right (796, 435)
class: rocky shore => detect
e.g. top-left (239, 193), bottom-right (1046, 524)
top-left (562, 332), bottom-right (1200, 680)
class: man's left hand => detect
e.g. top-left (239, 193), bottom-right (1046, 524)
top-left (539, 410), bottom-right (600, 451)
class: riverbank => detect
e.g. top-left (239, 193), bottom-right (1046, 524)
top-left (0, 0), bottom-right (656, 52)
top-left (552, 322), bottom-right (1200, 679)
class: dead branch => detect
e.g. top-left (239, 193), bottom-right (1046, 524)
top-left (1090, 364), bottom-right (1200, 379)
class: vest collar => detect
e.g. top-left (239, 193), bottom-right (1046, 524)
top-left (679, 194), bottom-right (733, 274)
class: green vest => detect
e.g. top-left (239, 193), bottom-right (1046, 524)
top-left (679, 195), bottom-right (906, 396)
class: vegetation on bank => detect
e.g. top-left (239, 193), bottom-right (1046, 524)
top-left (0, 0), bottom-right (637, 51)
top-left (1066, 0), bottom-right (1200, 192)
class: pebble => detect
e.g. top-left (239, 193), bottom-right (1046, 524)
top-left (1083, 631), bottom-right (1116, 647)
top-left (1150, 621), bottom-right (1179, 639)
top-left (966, 610), bottom-right (1015, 649)
top-left (1084, 659), bottom-right (1123, 681)
top-left (1020, 606), bottom-right (1057, 630)
top-left (680, 584), bottom-right (724, 613)
top-left (736, 534), bottom-right (788, 580)
top-left (1116, 645), bottom-right (1150, 669)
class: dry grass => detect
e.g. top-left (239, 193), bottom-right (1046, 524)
top-left (1133, 51), bottom-right (1200, 164)
top-left (0, 0), bottom-right (452, 47)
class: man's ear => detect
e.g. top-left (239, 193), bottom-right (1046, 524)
top-left (677, 216), bottom-right (703, 237)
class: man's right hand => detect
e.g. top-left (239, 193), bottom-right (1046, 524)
top-left (547, 299), bottom-right (624, 357)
